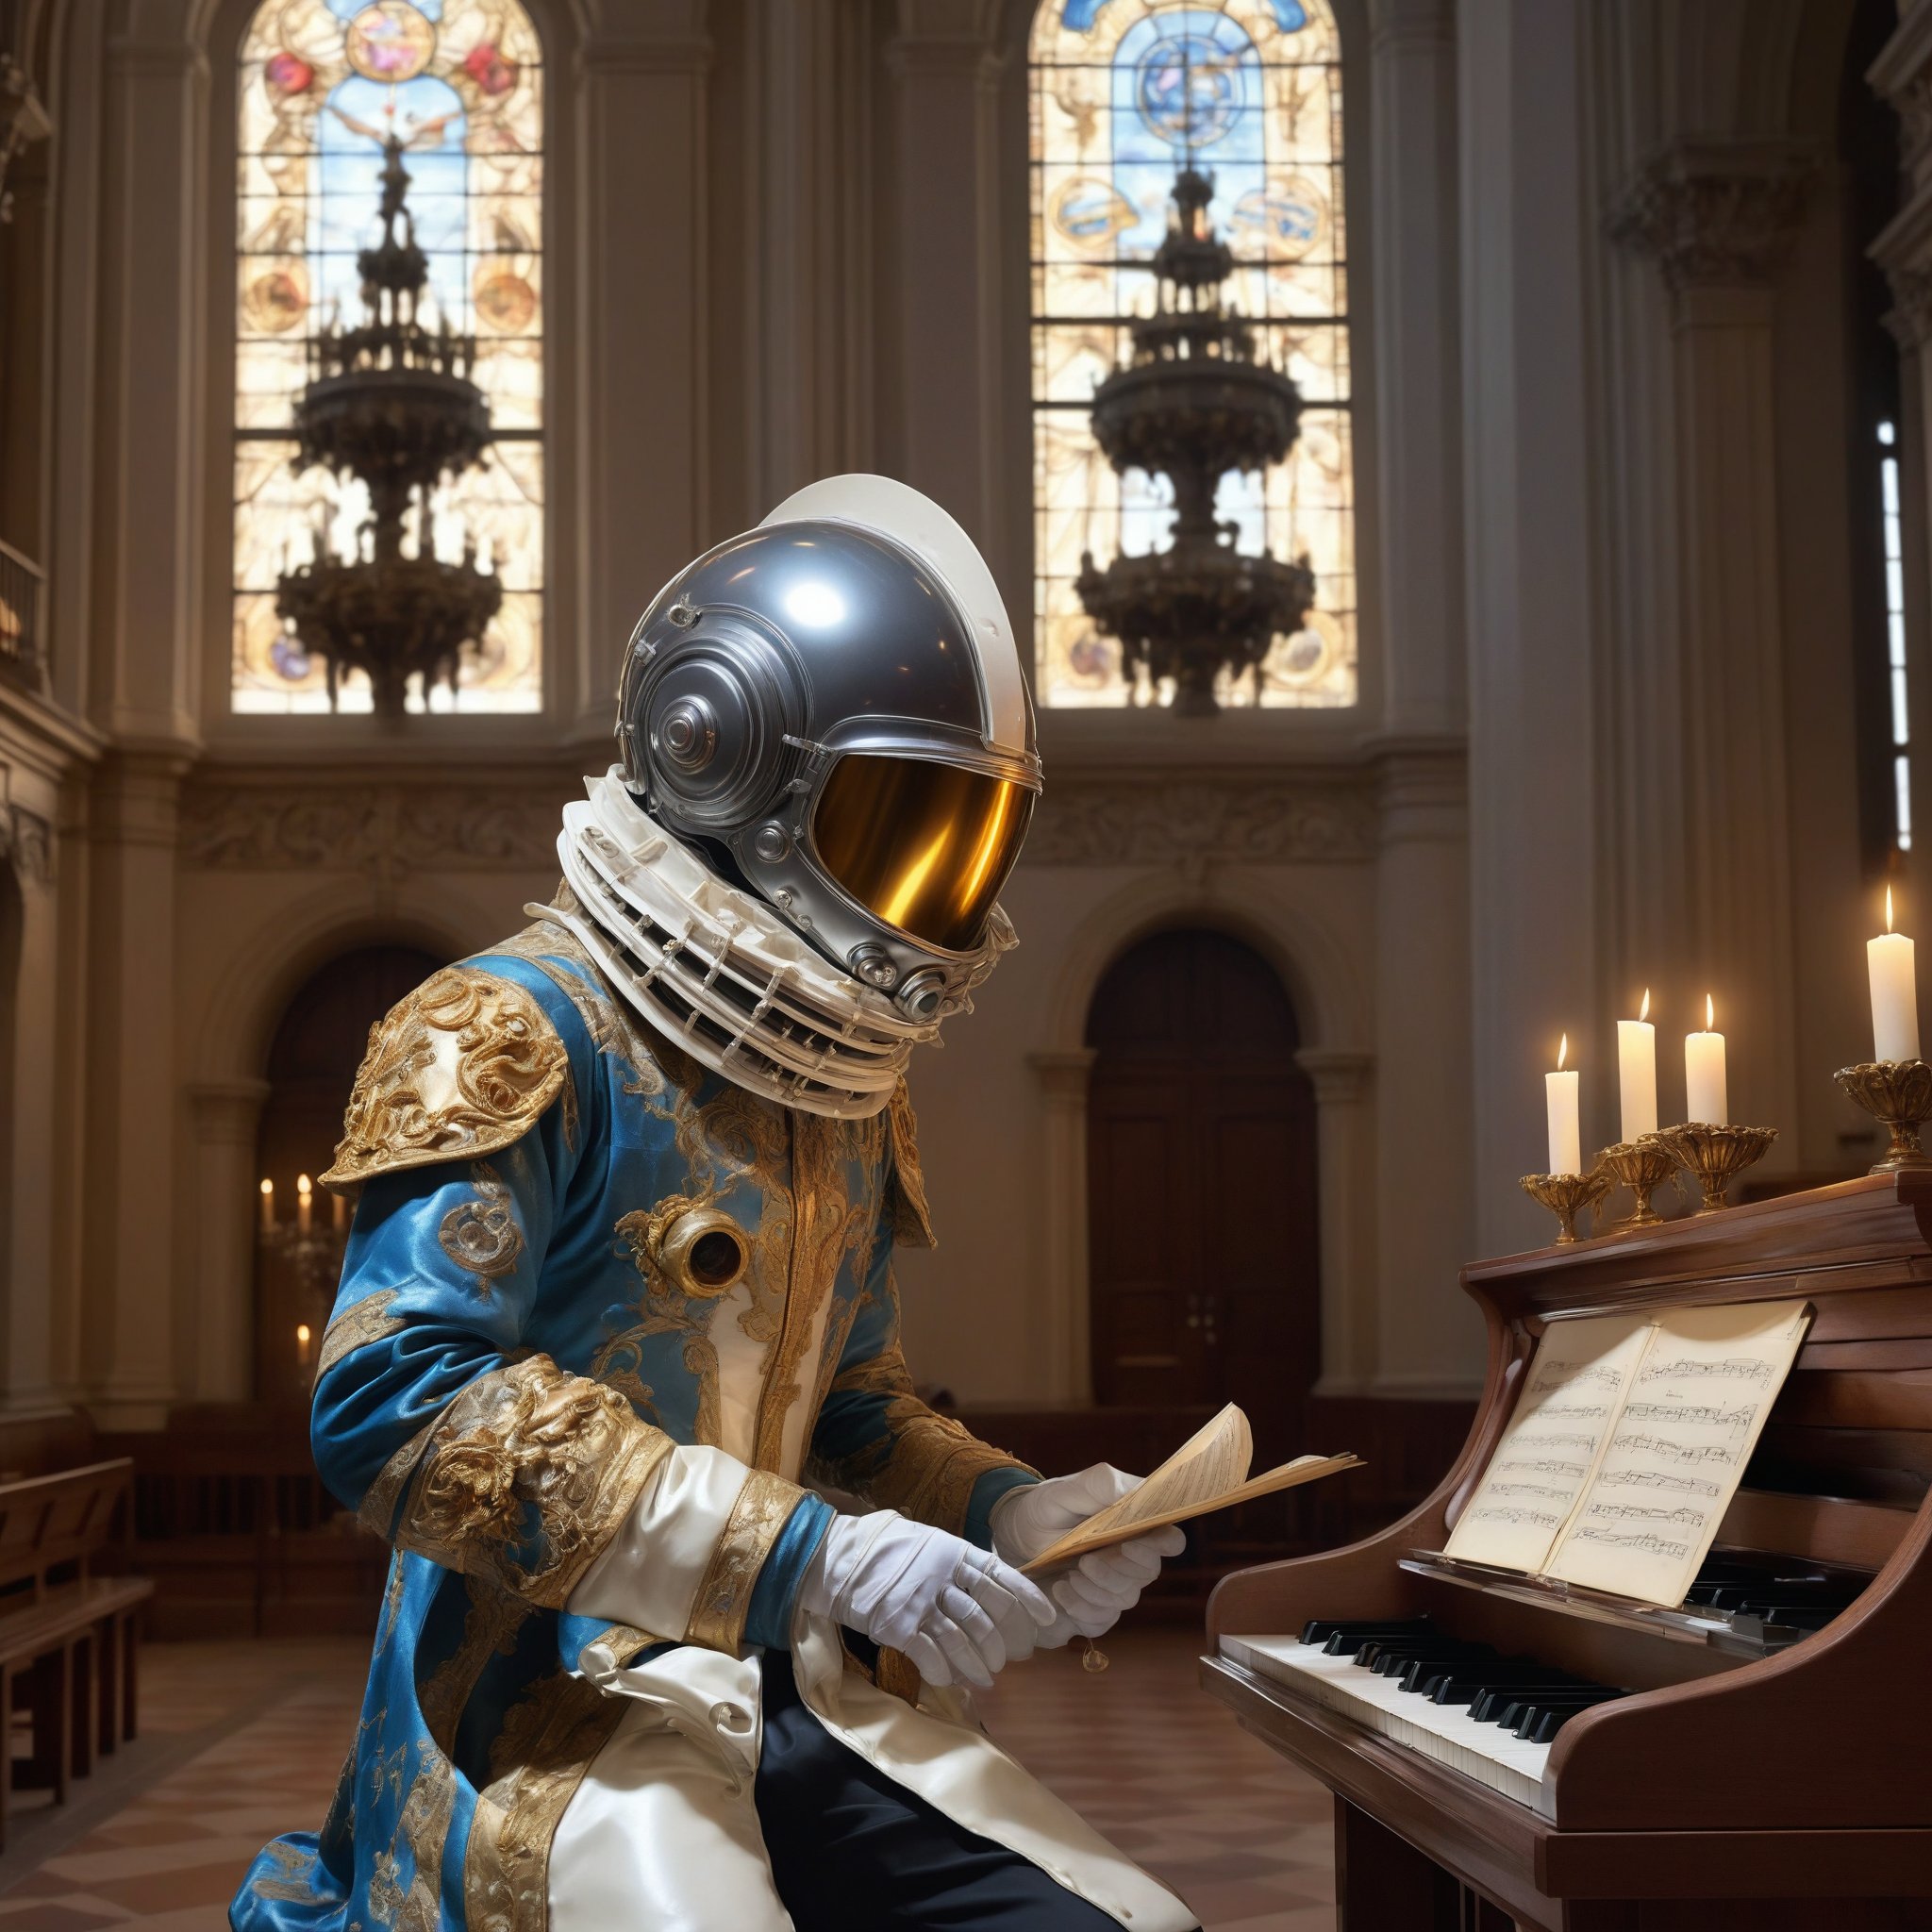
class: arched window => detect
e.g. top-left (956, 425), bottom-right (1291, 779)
top-left (232, 0), bottom-right (543, 714)
top-left (1029, 0), bottom-right (1355, 708)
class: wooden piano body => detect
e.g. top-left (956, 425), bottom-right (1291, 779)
top-left (1202, 1174), bottom-right (1932, 1931)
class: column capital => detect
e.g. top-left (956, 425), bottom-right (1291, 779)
top-left (1368, 0), bottom-right (1453, 53)
top-left (1294, 1046), bottom-right (1374, 1102)
top-left (1872, 193), bottom-right (1932, 347)
top-left (1870, 0), bottom-right (1932, 179)
top-left (1608, 141), bottom-right (1816, 293)
top-left (188, 1078), bottom-right (273, 1143)
top-left (1026, 1047), bottom-right (1099, 1100)
top-left (0, 804), bottom-right (52, 888)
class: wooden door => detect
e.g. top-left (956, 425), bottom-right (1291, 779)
top-left (1085, 929), bottom-right (1319, 1463)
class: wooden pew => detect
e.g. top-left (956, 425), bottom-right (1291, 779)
top-left (0, 1459), bottom-right (153, 1847)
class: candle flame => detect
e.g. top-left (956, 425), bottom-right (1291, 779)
top-left (258, 1178), bottom-right (273, 1197)
top-left (296, 1324), bottom-right (311, 1345)
top-left (1706, 992), bottom-right (1715, 1031)
top-left (1640, 988), bottom-right (1651, 1023)
top-left (1888, 885), bottom-right (1895, 934)
top-left (1557, 1032), bottom-right (1568, 1072)
top-left (297, 1174), bottom-right (312, 1198)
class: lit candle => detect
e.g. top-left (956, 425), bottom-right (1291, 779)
top-left (1869, 886), bottom-right (1920, 1063)
top-left (296, 1173), bottom-right (313, 1236)
top-left (1545, 1033), bottom-right (1581, 1176)
top-left (332, 1190), bottom-right (346, 1234)
top-left (259, 1177), bottom-right (275, 1232)
top-left (296, 1323), bottom-right (312, 1368)
top-left (1617, 989), bottom-right (1658, 1142)
top-left (1685, 994), bottom-right (1728, 1124)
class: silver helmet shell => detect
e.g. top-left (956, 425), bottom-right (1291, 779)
top-left (615, 475), bottom-right (1041, 1021)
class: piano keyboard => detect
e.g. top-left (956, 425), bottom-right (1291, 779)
top-left (1219, 1618), bottom-right (1626, 1812)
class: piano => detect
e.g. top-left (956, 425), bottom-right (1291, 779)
top-left (1202, 1173), bottom-right (1932, 1931)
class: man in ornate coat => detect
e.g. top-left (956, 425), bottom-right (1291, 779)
top-left (234, 476), bottom-right (1196, 1932)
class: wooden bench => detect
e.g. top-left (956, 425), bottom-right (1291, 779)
top-left (0, 1458), bottom-right (153, 1846)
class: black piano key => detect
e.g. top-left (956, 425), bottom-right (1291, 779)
top-left (1527, 1698), bottom-right (1624, 1744)
top-left (1302, 1618), bottom-right (1435, 1647)
top-left (1507, 1692), bottom-right (1622, 1739)
top-left (1399, 1657), bottom-right (1553, 1693)
top-left (1425, 1671), bottom-right (1585, 1706)
top-left (1363, 1642), bottom-right (1492, 1676)
top-left (1470, 1683), bottom-right (1608, 1723)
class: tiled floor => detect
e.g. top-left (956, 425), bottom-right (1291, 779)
top-left (0, 1628), bottom-right (1335, 1930)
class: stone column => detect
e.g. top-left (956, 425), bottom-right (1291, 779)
top-left (1366, 0), bottom-right (1477, 1391)
top-left (188, 1079), bottom-right (272, 1403)
top-left (745, 0), bottom-right (874, 507)
top-left (1025, 1048), bottom-right (1096, 1403)
top-left (86, 755), bottom-right (189, 1429)
top-left (1611, 141), bottom-right (1812, 1143)
top-left (1294, 1049), bottom-right (1376, 1395)
top-left (1459, 0), bottom-right (1603, 1256)
top-left (0, 812), bottom-right (65, 1420)
top-left (883, 1), bottom-right (1008, 569)
top-left (571, 4), bottom-right (714, 737)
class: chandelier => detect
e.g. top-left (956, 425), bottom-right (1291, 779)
top-left (275, 130), bottom-right (502, 716)
top-left (1076, 168), bottom-right (1315, 716)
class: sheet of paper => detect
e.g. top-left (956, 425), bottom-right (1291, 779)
top-left (1442, 1312), bottom-right (1657, 1574)
top-left (1544, 1298), bottom-right (1811, 1607)
top-left (1018, 1403), bottom-right (1360, 1570)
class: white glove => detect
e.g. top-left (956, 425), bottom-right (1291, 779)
top-left (990, 1464), bottom-right (1186, 1648)
top-left (797, 1510), bottom-right (1056, 1690)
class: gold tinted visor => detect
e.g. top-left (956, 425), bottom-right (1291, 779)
top-left (812, 755), bottom-right (1033, 952)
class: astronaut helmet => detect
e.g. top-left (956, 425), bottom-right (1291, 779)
top-left (614, 475), bottom-right (1041, 1024)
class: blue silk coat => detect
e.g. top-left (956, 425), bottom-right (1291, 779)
top-left (231, 916), bottom-right (1036, 1932)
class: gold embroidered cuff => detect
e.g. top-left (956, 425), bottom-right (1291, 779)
top-left (685, 1467), bottom-right (809, 1656)
top-left (393, 1356), bottom-right (674, 1608)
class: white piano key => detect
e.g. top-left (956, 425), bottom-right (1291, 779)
top-left (1220, 1634), bottom-right (1557, 1816)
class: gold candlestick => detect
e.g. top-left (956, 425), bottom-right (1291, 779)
top-left (1834, 1059), bottom-right (1932, 1174)
top-left (1519, 1168), bottom-right (1610, 1244)
top-left (1597, 1139), bottom-right (1677, 1229)
top-left (1651, 1123), bottom-right (1775, 1213)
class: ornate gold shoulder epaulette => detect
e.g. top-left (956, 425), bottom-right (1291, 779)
top-left (884, 1079), bottom-right (935, 1248)
top-left (321, 965), bottom-right (572, 1193)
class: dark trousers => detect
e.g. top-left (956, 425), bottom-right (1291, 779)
top-left (755, 1650), bottom-right (1184, 1932)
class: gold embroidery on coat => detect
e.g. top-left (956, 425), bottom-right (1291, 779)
top-left (361, 1412), bottom-right (448, 1543)
top-left (685, 1467), bottom-right (808, 1655)
top-left (884, 1079), bottom-right (936, 1248)
top-left (394, 1355), bottom-right (673, 1607)
top-left (437, 1162), bottom-right (525, 1299)
top-left (248, 1837), bottom-right (320, 1904)
top-left (393, 1739), bottom-right (458, 1932)
top-left (751, 1113), bottom-right (868, 1474)
top-left (607, 1201), bottom-right (725, 1446)
top-left (317, 1288), bottom-right (404, 1383)
top-left (463, 1671), bottom-right (627, 1932)
top-left (323, 967), bottom-right (572, 1191)
top-left (808, 1332), bottom-right (1037, 1538)
top-left (419, 1574), bottom-right (530, 1757)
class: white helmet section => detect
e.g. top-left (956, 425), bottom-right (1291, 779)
top-left (759, 474), bottom-right (1031, 761)
top-left (537, 771), bottom-right (957, 1119)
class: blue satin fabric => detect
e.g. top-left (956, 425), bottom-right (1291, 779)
top-left (231, 935), bottom-right (1028, 1932)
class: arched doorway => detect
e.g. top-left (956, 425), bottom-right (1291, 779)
top-left (1085, 928), bottom-right (1320, 1466)
top-left (253, 943), bottom-right (442, 1402)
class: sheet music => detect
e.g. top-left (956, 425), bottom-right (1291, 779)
top-left (1544, 1299), bottom-right (1811, 1607)
top-left (1442, 1312), bottom-right (1656, 1574)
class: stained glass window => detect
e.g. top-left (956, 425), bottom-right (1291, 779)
top-left (1030, 0), bottom-right (1355, 708)
top-left (234, 0), bottom-right (542, 713)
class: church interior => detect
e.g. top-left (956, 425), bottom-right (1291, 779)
top-left (0, 0), bottom-right (1929, 1926)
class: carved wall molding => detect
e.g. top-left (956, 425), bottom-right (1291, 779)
top-left (1024, 776), bottom-right (1378, 868)
top-left (179, 782), bottom-right (570, 874)
top-left (0, 804), bottom-right (52, 887)
top-left (1608, 142), bottom-right (1816, 292)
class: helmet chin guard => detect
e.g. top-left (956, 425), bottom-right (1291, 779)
top-left (608, 476), bottom-right (1040, 1050)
